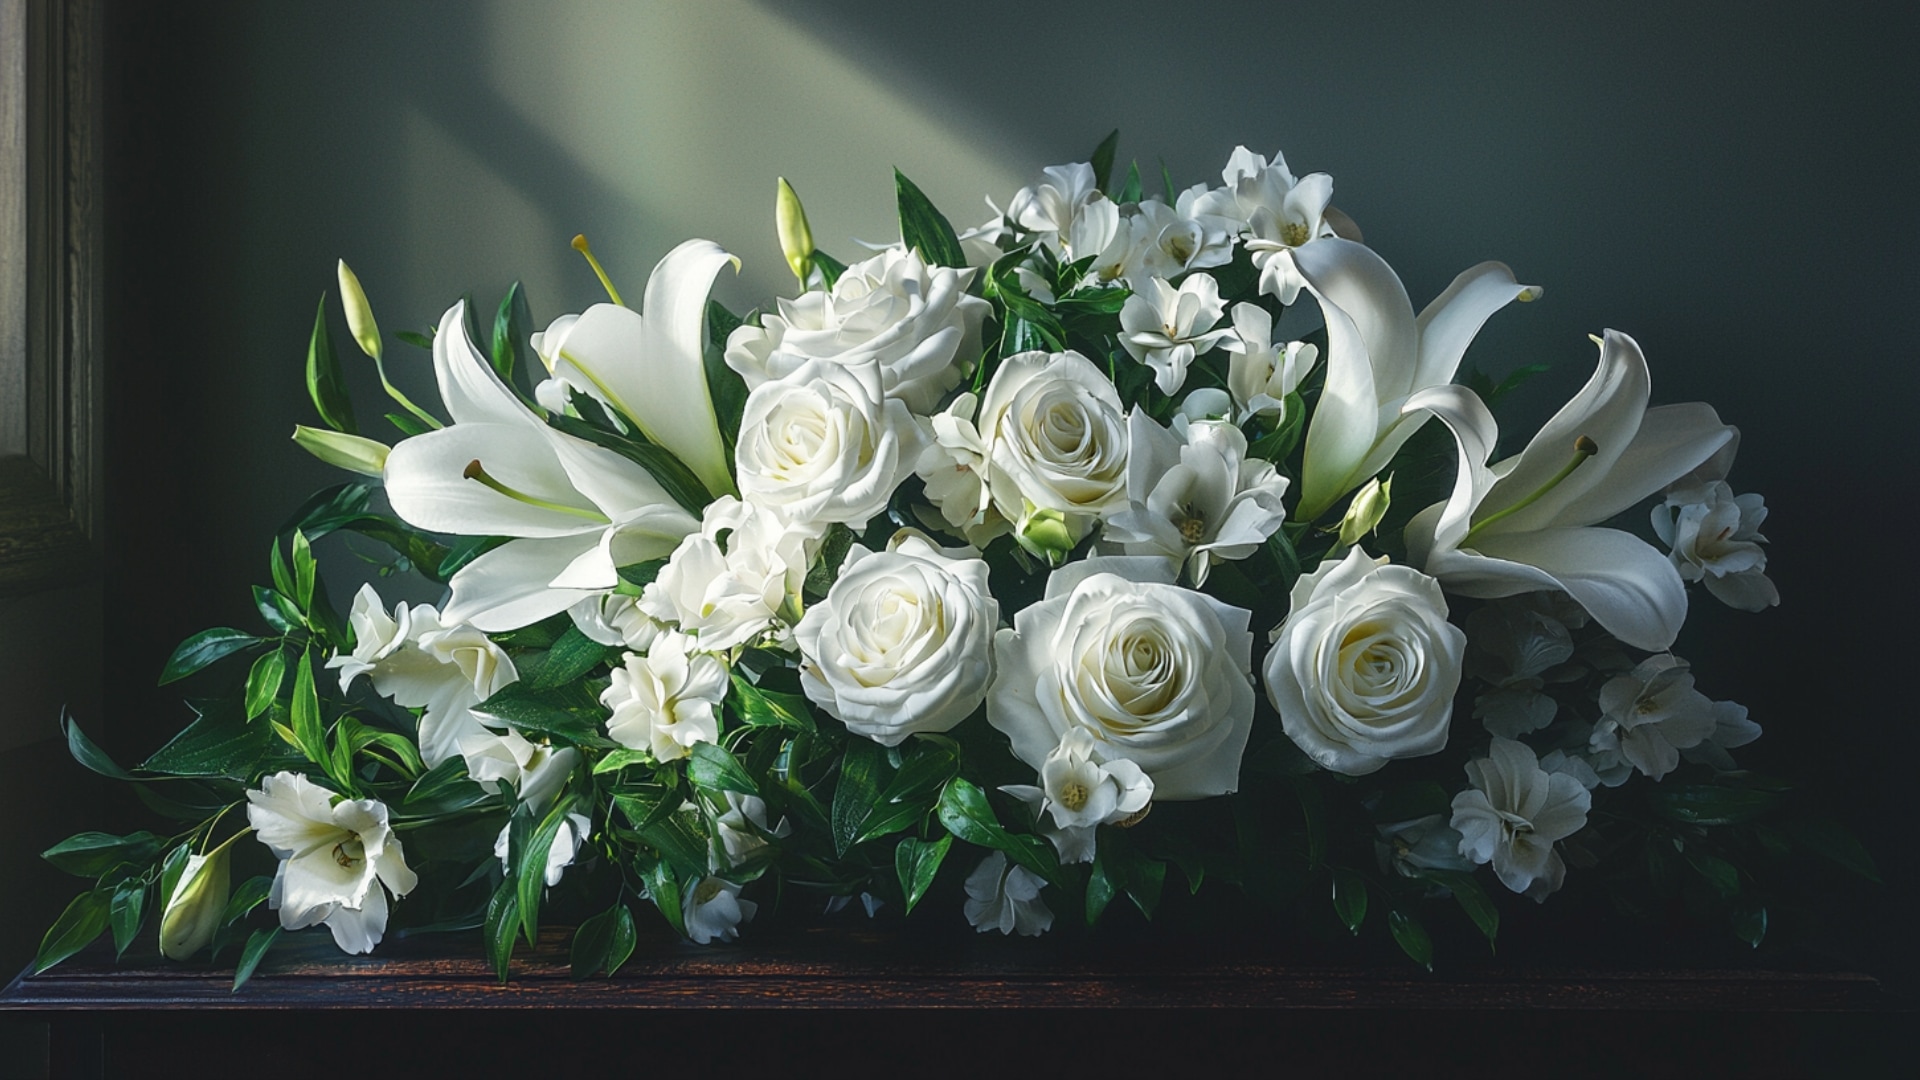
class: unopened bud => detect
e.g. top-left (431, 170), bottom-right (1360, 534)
top-left (293, 424), bottom-right (390, 477)
top-left (336, 260), bottom-right (383, 361)
top-left (1337, 475), bottom-right (1392, 549)
top-left (776, 177), bottom-right (815, 286)
top-left (159, 846), bottom-right (232, 961)
top-left (1015, 503), bottom-right (1077, 566)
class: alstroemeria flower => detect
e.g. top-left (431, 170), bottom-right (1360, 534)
top-left (1188, 146), bottom-right (1342, 303)
top-left (1287, 238), bottom-right (1537, 520)
top-left (1089, 195), bottom-right (1235, 290)
top-left (962, 853), bottom-right (1053, 936)
top-left (1402, 330), bottom-right (1737, 651)
top-left (1006, 162), bottom-right (1120, 264)
top-left (1000, 726), bottom-right (1154, 864)
top-left (246, 772), bottom-right (418, 955)
top-left (529, 239), bottom-right (740, 498)
top-left (384, 301), bottom-right (698, 633)
top-left (1118, 274), bottom-right (1235, 394)
top-left (1220, 302), bottom-right (1317, 425)
top-left (1105, 411), bottom-right (1289, 586)
top-left (1589, 653), bottom-right (1718, 780)
top-left (1653, 480), bottom-right (1779, 612)
top-left (683, 876), bottom-right (756, 944)
top-left (1450, 738), bottom-right (1590, 901)
top-left (601, 633), bottom-right (729, 762)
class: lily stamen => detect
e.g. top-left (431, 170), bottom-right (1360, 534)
top-left (463, 459), bottom-right (610, 523)
top-left (1461, 435), bottom-right (1599, 549)
top-left (572, 234), bottom-right (626, 307)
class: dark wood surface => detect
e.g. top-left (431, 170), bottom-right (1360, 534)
top-left (0, 925), bottom-right (1897, 1012)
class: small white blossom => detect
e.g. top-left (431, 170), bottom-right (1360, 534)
top-left (1188, 146), bottom-right (1339, 303)
top-left (1465, 594), bottom-right (1583, 739)
top-left (1000, 727), bottom-right (1153, 864)
top-left (709, 791), bottom-right (791, 872)
top-left (913, 392), bottom-right (1006, 547)
top-left (458, 729), bottom-right (578, 812)
top-left (1682, 700), bottom-right (1763, 772)
top-left (1590, 654), bottom-right (1718, 781)
top-left (1653, 481), bottom-right (1779, 612)
top-left (683, 876), bottom-right (756, 944)
top-left (246, 772), bottom-right (418, 954)
top-left (600, 633), bottom-right (728, 762)
top-left (1219, 303), bottom-right (1317, 424)
top-left (1375, 814), bottom-right (1475, 879)
top-left (1006, 162), bottom-right (1120, 263)
top-left (568, 592), bottom-right (666, 652)
top-left (1451, 738), bottom-right (1590, 901)
top-left (641, 497), bottom-right (820, 652)
top-left (1106, 411), bottom-right (1290, 586)
top-left (1117, 274), bottom-right (1234, 394)
top-left (962, 852), bottom-right (1053, 936)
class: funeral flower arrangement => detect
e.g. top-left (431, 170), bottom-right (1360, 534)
top-left (37, 136), bottom-right (1869, 985)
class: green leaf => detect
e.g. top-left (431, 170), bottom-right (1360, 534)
top-left (1118, 160), bottom-right (1143, 204)
top-left (305, 292), bottom-right (357, 434)
top-left (231, 927), bottom-right (282, 992)
top-left (269, 535), bottom-right (295, 598)
top-left (895, 834), bottom-right (951, 915)
top-left (1247, 393), bottom-right (1307, 463)
top-left (471, 683), bottom-right (609, 745)
top-left (393, 330), bottom-right (433, 352)
top-left (525, 626), bottom-right (614, 691)
top-left (1086, 849), bottom-right (1117, 925)
top-left (831, 739), bottom-right (883, 857)
top-left (491, 281), bottom-right (531, 382)
top-left (1387, 908), bottom-right (1434, 971)
top-left (517, 797), bottom-right (578, 945)
top-left (253, 586), bottom-right (300, 633)
top-left (606, 903), bottom-right (638, 976)
top-left (1330, 868), bottom-right (1369, 934)
top-left (544, 410), bottom-right (712, 515)
top-left (593, 749), bottom-right (654, 776)
top-left (1126, 857), bottom-right (1166, 921)
top-left (399, 757), bottom-right (490, 818)
top-left (935, 778), bottom-right (1063, 889)
top-left (803, 523), bottom-right (857, 601)
top-left (1265, 530), bottom-right (1302, 594)
top-left (894, 169), bottom-right (966, 269)
top-left (109, 881), bottom-right (147, 958)
top-left (1428, 870), bottom-right (1500, 949)
top-left (243, 648), bottom-right (288, 722)
top-left (1088, 128), bottom-right (1120, 193)
top-left (688, 741), bottom-right (761, 798)
top-left (484, 878), bottom-right (519, 984)
top-left (570, 903), bottom-right (624, 980)
top-left (61, 710), bottom-right (132, 780)
top-left (1291, 777), bottom-right (1328, 869)
top-left (727, 674), bottom-right (815, 733)
top-left (156, 844), bottom-right (192, 914)
top-left (637, 853), bottom-right (684, 936)
top-left (143, 698), bottom-right (275, 779)
top-left (43, 831), bottom-right (163, 879)
top-left (222, 875), bottom-right (274, 926)
top-left (1788, 817), bottom-right (1882, 883)
top-left (34, 890), bottom-right (111, 974)
top-left (291, 530), bottom-right (316, 611)
top-left (1687, 852), bottom-right (1742, 898)
top-left (1647, 784), bottom-right (1783, 826)
top-left (159, 628), bottom-right (260, 685)
top-left (1731, 896), bottom-right (1768, 948)
top-left (290, 651), bottom-right (327, 767)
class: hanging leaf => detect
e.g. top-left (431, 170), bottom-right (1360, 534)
top-left (42, 832), bottom-right (163, 879)
top-left (895, 834), bottom-right (952, 915)
top-left (1387, 908), bottom-right (1434, 971)
top-left (895, 169), bottom-right (966, 270)
top-left (159, 628), bottom-right (260, 685)
top-left (33, 890), bottom-right (111, 974)
top-left (1330, 868), bottom-right (1369, 934)
top-left (243, 648), bottom-right (288, 722)
top-left (61, 710), bottom-right (132, 780)
top-left (232, 927), bottom-right (282, 992)
top-left (484, 878), bottom-right (520, 985)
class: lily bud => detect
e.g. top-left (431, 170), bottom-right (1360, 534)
top-left (159, 846), bottom-right (232, 961)
top-left (1337, 475), bottom-right (1392, 549)
top-left (336, 260), bottom-right (383, 360)
top-left (775, 177), bottom-right (815, 286)
top-left (1015, 503), bottom-right (1076, 566)
top-left (293, 424), bottom-right (391, 477)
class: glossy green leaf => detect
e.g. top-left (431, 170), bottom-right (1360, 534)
top-left (688, 741), bottom-right (761, 798)
top-left (1788, 817), bottom-right (1882, 883)
top-left (1687, 852), bottom-right (1742, 898)
top-left (222, 874), bottom-right (274, 926)
top-left (638, 853), bottom-right (684, 936)
top-left (1428, 870), bottom-right (1500, 949)
top-left (1330, 868), bottom-right (1368, 934)
top-left (895, 169), bottom-right (966, 270)
top-left (524, 626), bottom-right (614, 691)
top-left (490, 281), bottom-right (531, 383)
top-left (1647, 784), bottom-right (1783, 826)
top-left (252, 586), bottom-right (300, 633)
top-left (143, 698), bottom-right (275, 779)
top-left (726, 674), bottom-right (815, 733)
top-left (232, 926), bottom-right (282, 992)
top-left (1088, 128), bottom-right (1120, 193)
top-left (244, 648), bottom-right (288, 722)
top-left (593, 749), bottom-right (653, 776)
top-left (831, 739), bottom-right (883, 857)
top-left (305, 293), bottom-right (357, 434)
top-left (545, 410), bottom-right (712, 514)
top-left (570, 903), bottom-right (625, 980)
top-left (42, 831), bottom-right (163, 879)
top-left (290, 651), bottom-right (327, 767)
top-left (1086, 849), bottom-right (1118, 925)
top-left (109, 880), bottom-right (147, 958)
top-left (33, 890), bottom-right (111, 974)
top-left (61, 710), bottom-right (132, 780)
top-left (484, 878), bottom-right (519, 985)
top-left (1387, 908), bottom-right (1434, 971)
top-left (935, 778), bottom-right (1063, 889)
top-left (517, 797), bottom-right (578, 945)
top-left (895, 834), bottom-right (951, 915)
top-left (1731, 896), bottom-right (1768, 948)
top-left (1118, 160), bottom-right (1143, 204)
top-left (159, 628), bottom-right (260, 685)
top-left (1248, 393), bottom-right (1307, 464)
top-left (291, 530), bottom-right (316, 610)
top-left (471, 683), bottom-right (608, 745)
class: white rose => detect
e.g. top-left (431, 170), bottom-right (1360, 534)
top-left (977, 350), bottom-right (1131, 548)
top-left (724, 246), bottom-right (990, 413)
top-left (795, 534), bottom-right (998, 746)
top-left (734, 359), bottom-right (927, 528)
top-left (987, 556), bottom-right (1255, 800)
top-left (1264, 549), bottom-right (1465, 776)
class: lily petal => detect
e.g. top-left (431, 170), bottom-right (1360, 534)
top-left (432, 301), bottom-right (528, 427)
top-left (1410, 262), bottom-right (1533, 407)
top-left (1556, 402), bottom-right (1735, 527)
top-left (441, 535), bottom-right (603, 632)
top-left (1457, 526), bottom-right (1688, 651)
top-left (385, 422), bottom-right (604, 538)
top-left (1294, 238), bottom-right (1414, 518)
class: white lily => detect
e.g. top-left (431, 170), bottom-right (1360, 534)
top-left (1105, 411), bottom-right (1290, 585)
top-left (1117, 274), bottom-right (1235, 394)
top-left (1289, 238), bottom-right (1538, 521)
top-left (528, 239), bottom-right (740, 498)
top-left (246, 772), bottom-right (418, 955)
top-left (383, 301), bottom-right (699, 632)
top-left (1188, 146), bottom-right (1340, 303)
top-left (1402, 331), bottom-right (1737, 651)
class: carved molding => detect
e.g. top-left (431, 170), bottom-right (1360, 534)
top-left (0, 0), bottom-right (100, 597)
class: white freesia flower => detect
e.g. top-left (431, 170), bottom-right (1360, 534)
top-left (246, 772), bottom-right (418, 955)
top-left (640, 496), bottom-right (820, 651)
top-left (1264, 550), bottom-right (1466, 776)
top-left (600, 633), bottom-right (728, 762)
top-left (1682, 699), bottom-right (1763, 772)
top-left (1451, 738), bottom-right (1591, 901)
top-left (734, 358), bottom-right (927, 527)
top-left (913, 391), bottom-right (1005, 546)
top-left (1118, 274), bottom-right (1235, 394)
top-left (331, 588), bottom-right (519, 768)
top-left (724, 246), bottom-right (990, 413)
top-left (1653, 481), bottom-right (1779, 612)
top-left (975, 350), bottom-right (1131, 552)
top-left (988, 556), bottom-right (1255, 800)
top-left (709, 791), bottom-right (791, 871)
top-left (527, 239), bottom-right (740, 498)
top-left (683, 876), bottom-right (756, 944)
top-left (795, 535), bottom-right (998, 746)
top-left (1220, 303), bottom-right (1317, 424)
top-left (1589, 653), bottom-right (1718, 780)
top-left (1404, 331), bottom-right (1737, 651)
top-left (962, 852), bottom-right (1053, 936)
top-left (159, 843), bottom-right (232, 961)
top-left (567, 591), bottom-right (666, 652)
top-left (458, 729), bottom-right (578, 813)
top-left (384, 301), bottom-right (698, 633)
top-left (493, 811), bottom-right (592, 887)
top-left (1000, 727), bottom-right (1153, 864)
top-left (1287, 239), bottom-right (1537, 520)
top-left (1188, 146), bottom-right (1340, 303)
top-left (1006, 162), bottom-right (1120, 263)
top-left (1088, 195), bottom-right (1235, 290)
top-left (1106, 412), bottom-right (1290, 586)
top-left (1464, 593), bottom-right (1583, 739)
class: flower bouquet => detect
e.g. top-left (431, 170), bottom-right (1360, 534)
top-left (34, 134), bottom-right (1871, 986)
